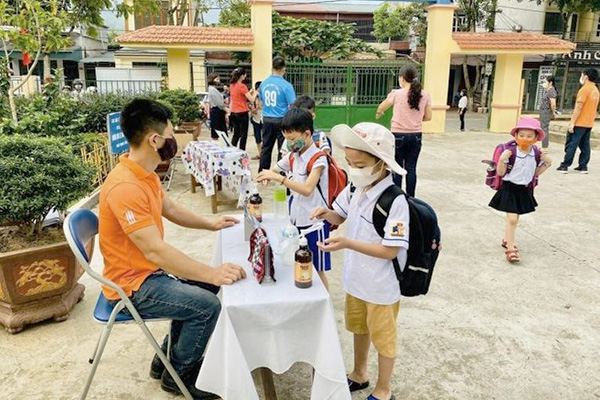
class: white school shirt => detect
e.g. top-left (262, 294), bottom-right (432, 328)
top-left (277, 143), bottom-right (329, 227)
top-left (503, 147), bottom-right (537, 185)
top-left (458, 95), bottom-right (468, 110)
top-left (332, 175), bottom-right (409, 305)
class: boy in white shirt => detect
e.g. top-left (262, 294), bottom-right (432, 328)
top-left (281, 95), bottom-right (331, 158)
top-left (311, 122), bottom-right (409, 400)
top-left (256, 108), bottom-right (331, 289)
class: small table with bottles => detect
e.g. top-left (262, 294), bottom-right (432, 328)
top-left (196, 214), bottom-right (351, 400)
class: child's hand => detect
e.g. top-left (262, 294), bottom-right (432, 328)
top-left (256, 170), bottom-right (281, 185)
top-left (317, 237), bottom-right (349, 252)
top-left (540, 154), bottom-right (552, 166)
top-left (500, 149), bottom-right (512, 161)
top-left (310, 207), bottom-right (329, 221)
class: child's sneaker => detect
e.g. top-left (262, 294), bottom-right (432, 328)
top-left (556, 165), bottom-right (568, 174)
top-left (574, 167), bottom-right (588, 174)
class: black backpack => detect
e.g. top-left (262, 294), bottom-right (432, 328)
top-left (350, 184), bottom-right (441, 297)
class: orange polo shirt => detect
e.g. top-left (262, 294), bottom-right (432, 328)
top-left (99, 155), bottom-right (165, 300)
top-left (575, 82), bottom-right (600, 128)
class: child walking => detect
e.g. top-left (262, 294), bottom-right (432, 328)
top-left (311, 122), bottom-right (409, 400)
top-left (256, 108), bottom-right (332, 289)
top-left (489, 117), bottom-right (552, 262)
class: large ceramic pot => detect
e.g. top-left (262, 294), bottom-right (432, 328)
top-left (0, 239), bottom-right (92, 333)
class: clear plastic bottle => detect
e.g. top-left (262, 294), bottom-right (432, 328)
top-left (294, 237), bottom-right (313, 289)
top-left (279, 224), bottom-right (299, 267)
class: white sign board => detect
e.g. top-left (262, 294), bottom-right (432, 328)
top-left (95, 67), bottom-right (162, 93)
top-left (535, 66), bottom-right (555, 110)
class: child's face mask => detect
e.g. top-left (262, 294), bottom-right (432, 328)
top-left (286, 132), bottom-right (308, 153)
top-left (348, 160), bottom-right (383, 188)
top-left (516, 137), bottom-right (537, 151)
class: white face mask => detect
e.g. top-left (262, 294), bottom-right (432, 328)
top-left (580, 75), bottom-right (586, 85)
top-left (348, 161), bottom-right (383, 188)
top-left (542, 82), bottom-right (549, 89)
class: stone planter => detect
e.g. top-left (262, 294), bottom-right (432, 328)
top-left (0, 239), bottom-right (92, 333)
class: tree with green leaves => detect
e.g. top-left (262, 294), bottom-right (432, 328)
top-left (372, 2), bottom-right (427, 46)
top-left (219, 0), bottom-right (379, 61)
top-left (0, 0), bottom-right (71, 122)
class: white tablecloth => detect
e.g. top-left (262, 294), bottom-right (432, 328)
top-left (196, 215), bottom-right (351, 400)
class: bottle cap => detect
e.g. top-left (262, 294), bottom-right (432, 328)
top-left (298, 236), bottom-right (308, 247)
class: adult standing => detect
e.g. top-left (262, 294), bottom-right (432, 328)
top-left (376, 64), bottom-right (432, 197)
top-left (250, 81), bottom-right (263, 160)
top-left (458, 90), bottom-right (468, 132)
top-left (258, 56), bottom-right (296, 172)
top-left (557, 68), bottom-right (600, 174)
top-left (539, 76), bottom-right (558, 151)
top-left (207, 73), bottom-right (227, 140)
top-left (229, 67), bottom-right (257, 151)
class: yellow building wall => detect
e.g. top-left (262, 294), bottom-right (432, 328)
top-left (166, 49), bottom-right (191, 90)
top-left (422, 5), bottom-right (458, 134)
top-left (489, 54), bottom-right (525, 133)
top-left (251, 0), bottom-right (273, 83)
top-left (577, 12), bottom-right (599, 42)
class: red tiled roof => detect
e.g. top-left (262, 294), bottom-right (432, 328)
top-left (453, 32), bottom-right (575, 52)
top-left (117, 26), bottom-right (254, 46)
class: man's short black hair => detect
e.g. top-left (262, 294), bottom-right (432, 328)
top-left (282, 108), bottom-right (313, 134)
top-left (292, 95), bottom-right (315, 112)
top-left (273, 56), bottom-right (285, 71)
top-left (120, 98), bottom-right (172, 147)
top-left (583, 68), bottom-right (599, 83)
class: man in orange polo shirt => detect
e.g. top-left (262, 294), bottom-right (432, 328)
top-left (99, 99), bottom-right (246, 400)
top-left (557, 68), bottom-right (599, 174)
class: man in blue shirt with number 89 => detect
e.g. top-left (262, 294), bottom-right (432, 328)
top-left (258, 56), bottom-right (296, 171)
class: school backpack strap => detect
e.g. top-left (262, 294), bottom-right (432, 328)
top-left (372, 185), bottom-right (405, 283)
top-left (305, 151), bottom-right (329, 205)
top-left (506, 140), bottom-right (518, 171)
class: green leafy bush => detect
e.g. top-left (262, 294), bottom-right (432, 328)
top-left (78, 91), bottom-right (136, 133)
top-left (0, 135), bottom-right (94, 235)
top-left (154, 89), bottom-right (201, 123)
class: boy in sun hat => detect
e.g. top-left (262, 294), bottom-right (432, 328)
top-left (310, 122), bottom-right (408, 400)
top-left (489, 116), bottom-right (552, 263)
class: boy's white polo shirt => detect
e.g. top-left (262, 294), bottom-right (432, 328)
top-left (277, 143), bottom-right (329, 227)
top-left (333, 174), bottom-right (409, 305)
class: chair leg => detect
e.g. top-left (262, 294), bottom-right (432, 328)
top-left (80, 302), bottom-right (124, 400)
top-left (166, 162), bottom-right (175, 192)
top-left (167, 321), bottom-right (173, 361)
top-left (88, 328), bottom-right (104, 364)
top-left (129, 310), bottom-right (193, 400)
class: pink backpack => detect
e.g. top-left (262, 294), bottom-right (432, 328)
top-left (483, 140), bottom-right (542, 190)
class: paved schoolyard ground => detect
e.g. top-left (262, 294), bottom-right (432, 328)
top-left (1, 118), bottom-right (599, 400)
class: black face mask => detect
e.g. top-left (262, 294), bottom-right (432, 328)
top-left (157, 137), bottom-right (178, 161)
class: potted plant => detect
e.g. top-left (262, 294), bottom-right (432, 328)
top-left (0, 135), bottom-right (94, 333)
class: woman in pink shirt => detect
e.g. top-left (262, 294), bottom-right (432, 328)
top-left (376, 65), bottom-right (432, 197)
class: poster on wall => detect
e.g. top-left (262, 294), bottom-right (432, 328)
top-left (535, 66), bottom-right (556, 109)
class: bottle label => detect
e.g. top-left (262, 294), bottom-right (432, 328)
top-left (294, 262), bottom-right (313, 283)
top-left (248, 204), bottom-right (263, 221)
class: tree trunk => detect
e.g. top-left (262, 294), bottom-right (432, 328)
top-left (462, 56), bottom-right (472, 109)
top-left (8, 87), bottom-right (18, 122)
top-left (43, 54), bottom-right (51, 80)
top-left (561, 12), bottom-right (571, 40)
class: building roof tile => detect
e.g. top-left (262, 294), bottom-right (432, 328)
top-left (453, 32), bottom-right (575, 52)
top-left (117, 26), bottom-right (254, 47)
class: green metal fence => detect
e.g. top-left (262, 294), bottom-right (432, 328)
top-left (286, 61), bottom-right (422, 130)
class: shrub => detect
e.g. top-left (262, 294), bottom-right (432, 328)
top-left (0, 135), bottom-right (95, 236)
top-left (154, 89), bottom-right (201, 123)
top-left (78, 91), bottom-right (136, 133)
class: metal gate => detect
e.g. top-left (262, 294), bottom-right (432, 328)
top-left (286, 61), bottom-right (421, 130)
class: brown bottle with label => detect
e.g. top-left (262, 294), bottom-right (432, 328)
top-left (294, 237), bottom-right (313, 288)
top-left (248, 192), bottom-right (263, 222)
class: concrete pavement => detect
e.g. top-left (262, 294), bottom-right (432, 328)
top-left (1, 121), bottom-right (599, 400)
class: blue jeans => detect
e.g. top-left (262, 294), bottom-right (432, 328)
top-left (561, 126), bottom-right (591, 169)
top-left (393, 133), bottom-right (422, 197)
top-left (122, 273), bottom-right (221, 375)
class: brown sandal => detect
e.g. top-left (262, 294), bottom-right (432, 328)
top-left (505, 249), bottom-right (520, 263)
top-left (501, 239), bottom-right (517, 250)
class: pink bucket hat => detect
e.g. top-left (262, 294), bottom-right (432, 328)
top-left (510, 117), bottom-right (545, 142)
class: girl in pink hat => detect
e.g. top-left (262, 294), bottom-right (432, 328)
top-left (488, 117), bottom-right (553, 262)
